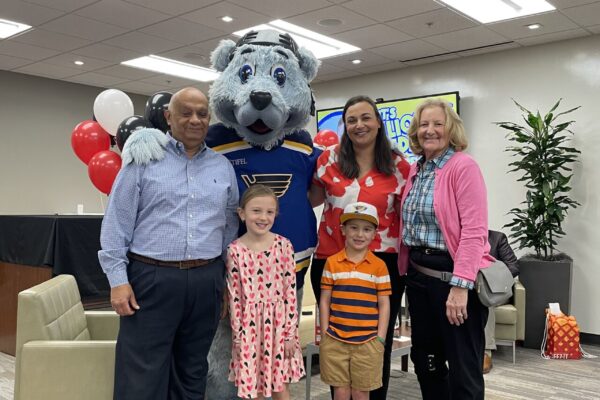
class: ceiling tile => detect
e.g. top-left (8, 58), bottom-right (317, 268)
top-left (24, 0), bottom-right (98, 12)
top-left (487, 11), bottom-right (579, 39)
top-left (316, 61), bottom-right (349, 76)
top-left (12, 29), bottom-right (93, 52)
top-left (456, 41), bottom-right (521, 57)
top-left (42, 53), bottom-right (114, 71)
top-left (0, 54), bottom-right (33, 70)
top-left (182, 2), bottom-right (271, 32)
top-left (356, 61), bottom-right (406, 75)
top-left (0, 0), bottom-right (66, 25)
top-left (122, 0), bottom-right (219, 16)
top-left (157, 46), bottom-right (213, 68)
top-left (73, 43), bottom-right (145, 63)
top-left (370, 39), bottom-right (447, 62)
top-left (227, 0), bottom-right (331, 19)
top-left (0, 40), bottom-right (60, 61)
top-left (75, 0), bottom-right (169, 29)
top-left (113, 79), bottom-right (169, 95)
top-left (284, 5), bottom-right (377, 35)
top-left (424, 26), bottom-right (511, 52)
top-left (95, 65), bottom-right (159, 80)
top-left (547, 0), bottom-right (600, 9)
top-left (332, 24), bottom-right (413, 49)
top-left (561, 2), bottom-right (600, 26)
top-left (104, 31), bottom-right (182, 53)
top-left (514, 28), bottom-right (590, 46)
top-left (65, 72), bottom-right (131, 88)
top-left (387, 8), bottom-right (477, 38)
top-left (40, 14), bottom-right (128, 41)
top-left (169, 82), bottom-right (211, 96)
top-left (15, 62), bottom-right (84, 79)
top-left (342, 0), bottom-right (444, 22)
top-left (587, 24), bottom-right (600, 33)
top-left (324, 50), bottom-right (394, 69)
top-left (140, 17), bottom-right (226, 45)
top-left (403, 53), bottom-right (460, 66)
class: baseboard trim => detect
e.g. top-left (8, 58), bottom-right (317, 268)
top-left (581, 333), bottom-right (600, 345)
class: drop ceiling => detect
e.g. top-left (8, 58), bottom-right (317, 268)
top-left (0, 0), bottom-right (598, 95)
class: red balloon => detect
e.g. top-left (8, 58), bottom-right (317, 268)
top-left (88, 151), bottom-right (122, 195)
top-left (71, 120), bottom-right (111, 164)
top-left (314, 129), bottom-right (339, 147)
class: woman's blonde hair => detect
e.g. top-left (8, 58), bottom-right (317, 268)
top-left (407, 98), bottom-right (468, 155)
top-left (239, 184), bottom-right (279, 213)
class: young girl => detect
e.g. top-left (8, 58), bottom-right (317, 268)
top-left (226, 184), bottom-right (305, 399)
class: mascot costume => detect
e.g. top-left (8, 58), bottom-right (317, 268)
top-left (123, 30), bottom-right (321, 399)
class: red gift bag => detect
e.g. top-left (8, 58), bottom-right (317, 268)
top-left (541, 309), bottom-right (581, 359)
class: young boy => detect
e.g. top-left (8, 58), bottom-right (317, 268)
top-left (319, 202), bottom-right (391, 400)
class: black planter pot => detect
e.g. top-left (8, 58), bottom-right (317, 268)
top-left (518, 255), bottom-right (573, 349)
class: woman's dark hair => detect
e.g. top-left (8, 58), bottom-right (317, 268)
top-left (338, 95), bottom-right (395, 178)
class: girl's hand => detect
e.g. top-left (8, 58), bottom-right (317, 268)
top-left (446, 286), bottom-right (468, 326)
top-left (284, 340), bottom-right (295, 359)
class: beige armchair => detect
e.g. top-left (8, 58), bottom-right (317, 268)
top-left (14, 274), bottom-right (119, 400)
top-left (494, 280), bottom-right (526, 363)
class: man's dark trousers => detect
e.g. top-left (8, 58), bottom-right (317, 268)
top-left (114, 258), bottom-right (224, 400)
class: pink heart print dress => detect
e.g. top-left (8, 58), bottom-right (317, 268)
top-left (226, 234), bottom-right (305, 398)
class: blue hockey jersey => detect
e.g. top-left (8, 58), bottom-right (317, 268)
top-left (206, 123), bottom-right (321, 288)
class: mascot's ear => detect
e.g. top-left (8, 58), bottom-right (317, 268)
top-left (298, 47), bottom-right (320, 82)
top-left (211, 39), bottom-right (237, 72)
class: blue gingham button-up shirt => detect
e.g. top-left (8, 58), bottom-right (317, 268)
top-left (98, 134), bottom-right (239, 288)
top-left (402, 148), bottom-right (474, 289)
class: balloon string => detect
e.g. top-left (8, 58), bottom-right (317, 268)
top-left (100, 194), bottom-right (106, 214)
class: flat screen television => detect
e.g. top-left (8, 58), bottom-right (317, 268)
top-left (316, 91), bottom-right (460, 163)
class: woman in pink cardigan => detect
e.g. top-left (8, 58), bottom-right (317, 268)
top-left (399, 99), bottom-right (494, 400)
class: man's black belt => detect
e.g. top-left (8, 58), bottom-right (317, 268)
top-left (128, 252), bottom-right (218, 270)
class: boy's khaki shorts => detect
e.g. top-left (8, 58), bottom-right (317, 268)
top-left (319, 333), bottom-right (384, 391)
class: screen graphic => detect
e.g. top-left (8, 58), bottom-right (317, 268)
top-left (316, 92), bottom-right (459, 163)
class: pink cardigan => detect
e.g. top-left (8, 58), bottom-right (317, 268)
top-left (398, 151), bottom-right (494, 281)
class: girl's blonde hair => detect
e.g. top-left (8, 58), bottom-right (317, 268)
top-left (407, 98), bottom-right (468, 155)
top-left (239, 184), bottom-right (279, 212)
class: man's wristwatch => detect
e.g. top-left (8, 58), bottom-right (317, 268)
top-left (376, 336), bottom-right (386, 345)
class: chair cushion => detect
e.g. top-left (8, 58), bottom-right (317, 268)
top-left (495, 304), bottom-right (517, 325)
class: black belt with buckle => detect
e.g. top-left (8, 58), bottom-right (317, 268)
top-left (411, 246), bottom-right (449, 256)
top-left (127, 252), bottom-right (218, 270)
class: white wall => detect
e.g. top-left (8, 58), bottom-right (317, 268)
top-left (312, 35), bottom-right (600, 335)
top-left (0, 71), bottom-right (147, 214)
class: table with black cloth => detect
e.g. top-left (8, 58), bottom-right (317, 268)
top-left (0, 215), bottom-right (109, 355)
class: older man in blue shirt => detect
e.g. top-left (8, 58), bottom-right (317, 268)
top-left (99, 87), bottom-right (239, 400)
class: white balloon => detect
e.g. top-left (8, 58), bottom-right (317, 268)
top-left (93, 89), bottom-right (134, 136)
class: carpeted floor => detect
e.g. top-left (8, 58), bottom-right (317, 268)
top-left (2, 344), bottom-right (599, 399)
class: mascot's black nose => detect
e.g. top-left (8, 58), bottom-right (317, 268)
top-left (250, 91), bottom-right (272, 111)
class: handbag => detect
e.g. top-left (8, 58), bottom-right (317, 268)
top-left (475, 260), bottom-right (514, 307)
top-left (541, 309), bottom-right (582, 359)
top-left (541, 305), bottom-right (597, 360)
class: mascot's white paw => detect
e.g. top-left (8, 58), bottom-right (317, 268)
top-left (206, 318), bottom-right (239, 400)
top-left (121, 128), bottom-right (168, 165)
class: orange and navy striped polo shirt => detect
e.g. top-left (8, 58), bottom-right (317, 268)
top-left (321, 249), bottom-right (391, 344)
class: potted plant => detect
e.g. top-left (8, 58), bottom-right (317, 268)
top-left (495, 99), bottom-right (580, 348)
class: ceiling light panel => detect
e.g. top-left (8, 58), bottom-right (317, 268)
top-left (0, 18), bottom-right (32, 39)
top-left (233, 19), bottom-right (360, 59)
top-left (121, 55), bottom-right (219, 82)
top-left (438, 0), bottom-right (555, 23)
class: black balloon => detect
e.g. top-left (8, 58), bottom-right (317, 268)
top-left (144, 91), bottom-right (172, 133)
top-left (116, 115), bottom-right (152, 151)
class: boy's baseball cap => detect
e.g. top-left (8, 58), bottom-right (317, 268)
top-left (340, 202), bottom-right (379, 227)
